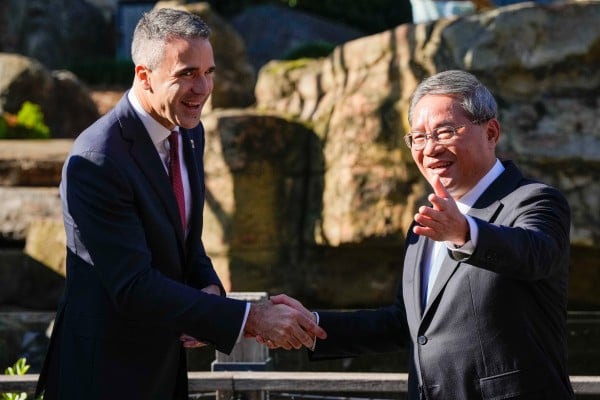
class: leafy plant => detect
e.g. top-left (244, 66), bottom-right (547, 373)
top-left (2, 358), bottom-right (30, 400)
top-left (0, 102), bottom-right (50, 139)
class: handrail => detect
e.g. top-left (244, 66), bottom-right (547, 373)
top-left (2, 372), bottom-right (600, 395)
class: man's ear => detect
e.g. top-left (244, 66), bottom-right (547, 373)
top-left (135, 65), bottom-right (151, 90)
top-left (486, 118), bottom-right (501, 144)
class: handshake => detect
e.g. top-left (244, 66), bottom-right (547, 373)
top-left (179, 292), bottom-right (326, 350)
top-left (243, 294), bottom-right (327, 350)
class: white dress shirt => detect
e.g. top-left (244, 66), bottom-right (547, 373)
top-left (127, 90), bottom-right (250, 343)
top-left (422, 159), bottom-right (505, 307)
top-left (127, 90), bottom-right (191, 235)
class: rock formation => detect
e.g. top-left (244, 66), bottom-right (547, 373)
top-left (1, 1), bottom-right (599, 309)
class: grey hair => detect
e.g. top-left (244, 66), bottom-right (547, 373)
top-left (131, 8), bottom-right (211, 70)
top-left (408, 70), bottom-right (497, 126)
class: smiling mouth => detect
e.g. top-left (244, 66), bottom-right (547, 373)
top-left (428, 162), bottom-right (452, 173)
top-left (182, 100), bottom-right (202, 110)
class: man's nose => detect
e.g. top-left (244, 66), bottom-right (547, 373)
top-left (193, 76), bottom-right (211, 94)
top-left (422, 136), bottom-right (441, 155)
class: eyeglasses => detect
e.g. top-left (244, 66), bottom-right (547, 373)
top-left (404, 125), bottom-right (466, 150)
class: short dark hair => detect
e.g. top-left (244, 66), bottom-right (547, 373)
top-left (131, 7), bottom-right (211, 70)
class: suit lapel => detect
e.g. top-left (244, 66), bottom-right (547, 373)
top-left (421, 161), bottom-right (522, 318)
top-left (422, 248), bottom-right (460, 317)
top-left (181, 128), bottom-right (203, 255)
top-left (403, 231), bottom-right (429, 330)
top-left (181, 123), bottom-right (211, 281)
top-left (425, 196), bottom-right (505, 310)
top-left (115, 95), bottom-right (185, 247)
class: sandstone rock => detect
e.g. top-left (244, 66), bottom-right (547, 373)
top-left (2, 2), bottom-right (600, 309)
top-left (0, 0), bottom-right (114, 70)
top-left (0, 187), bottom-right (61, 243)
top-left (155, 1), bottom-right (256, 109)
top-left (0, 139), bottom-right (71, 186)
top-left (0, 249), bottom-right (63, 310)
top-left (202, 109), bottom-right (321, 291)
top-left (231, 4), bottom-right (364, 71)
top-left (24, 218), bottom-right (66, 277)
top-left (255, 1), bottom-right (600, 250)
top-left (0, 54), bottom-right (100, 138)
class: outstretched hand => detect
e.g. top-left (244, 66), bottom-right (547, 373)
top-left (413, 174), bottom-right (469, 246)
top-left (251, 294), bottom-right (321, 349)
top-left (243, 296), bottom-right (326, 350)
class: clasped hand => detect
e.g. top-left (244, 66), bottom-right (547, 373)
top-left (245, 294), bottom-right (326, 350)
top-left (179, 287), bottom-right (326, 350)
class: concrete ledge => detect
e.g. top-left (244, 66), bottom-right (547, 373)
top-left (0, 139), bottom-right (71, 186)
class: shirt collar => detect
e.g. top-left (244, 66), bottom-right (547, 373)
top-left (456, 159), bottom-right (505, 212)
top-left (127, 90), bottom-right (175, 144)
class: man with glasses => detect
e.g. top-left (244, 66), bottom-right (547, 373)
top-left (272, 70), bottom-right (574, 399)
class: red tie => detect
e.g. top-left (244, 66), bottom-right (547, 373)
top-left (168, 131), bottom-right (186, 230)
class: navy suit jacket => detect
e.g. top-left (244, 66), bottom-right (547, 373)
top-left (312, 161), bottom-right (574, 400)
top-left (37, 94), bottom-right (247, 400)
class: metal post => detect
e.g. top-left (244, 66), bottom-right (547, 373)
top-left (212, 292), bottom-right (273, 400)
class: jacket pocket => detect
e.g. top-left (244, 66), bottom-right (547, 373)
top-left (479, 369), bottom-right (525, 400)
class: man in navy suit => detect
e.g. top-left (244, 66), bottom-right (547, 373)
top-left (35, 8), bottom-right (325, 400)
top-left (272, 70), bottom-right (573, 399)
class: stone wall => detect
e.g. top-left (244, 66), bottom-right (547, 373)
top-left (1, 1), bottom-right (599, 310)
top-left (248, 0), bottom-right (600, 307)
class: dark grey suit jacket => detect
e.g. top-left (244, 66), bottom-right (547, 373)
top-left (36, 94), bottom-right (247, 400)
top-left (313, 161), bottom-right (574, 400)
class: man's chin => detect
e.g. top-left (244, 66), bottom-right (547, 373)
top-left (178, 117), bottom-right (202, 130)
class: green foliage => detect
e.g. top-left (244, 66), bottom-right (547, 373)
top-left (2, 358), bottom-right (30, 400)
top-left (16, 103), bottom-right (50, 138)
top-left (0, 102), bottom-right (50, 139)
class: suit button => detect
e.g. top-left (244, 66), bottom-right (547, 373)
top-left (417, 335), bottom-right (428, 345)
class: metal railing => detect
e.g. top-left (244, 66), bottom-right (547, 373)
top-left (1, 372), bottom-right (600, 397)
top-left (2, 294), bottom-right (599, 398)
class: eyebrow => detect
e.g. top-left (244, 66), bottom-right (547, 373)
top-left (411, 120), bottom-right (455, 131)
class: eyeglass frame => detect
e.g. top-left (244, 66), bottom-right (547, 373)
top-left (403, 124), bottom-right (467, 150)
top-left (404, 118), bottom-right (493, 150)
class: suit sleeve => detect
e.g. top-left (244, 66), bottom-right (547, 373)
top-left (311, 287), bottom-right (409, 359)
top-left (467, 183), bottom-right (571, 280)
top-left (64, 151), bottom-right (245, 353)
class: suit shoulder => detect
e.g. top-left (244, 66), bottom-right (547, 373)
top-left (71, 110), bottom-right (125, 156)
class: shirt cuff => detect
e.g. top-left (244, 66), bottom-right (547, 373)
top-left (445, 214), bottom-right (478, 255)
top-left (236, 302), bottom-right (252, 344)
top-left (311, 311), bottom-right (320, 351)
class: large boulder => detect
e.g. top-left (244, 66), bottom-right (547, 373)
top-left (0, 54), bottom-right (99, 138)
top-left (155, 1), bottom-right (257, 109)
top-left (1, 1), bottom-right (599, 309)
top-left (0, 0), bottom-right (114, 70)
top-left (255, 1), bottom-right (600, 249)
top-left (231, 4), bottom-right (364, 71)
top-left (253, 1), bottom-right (600, 305)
